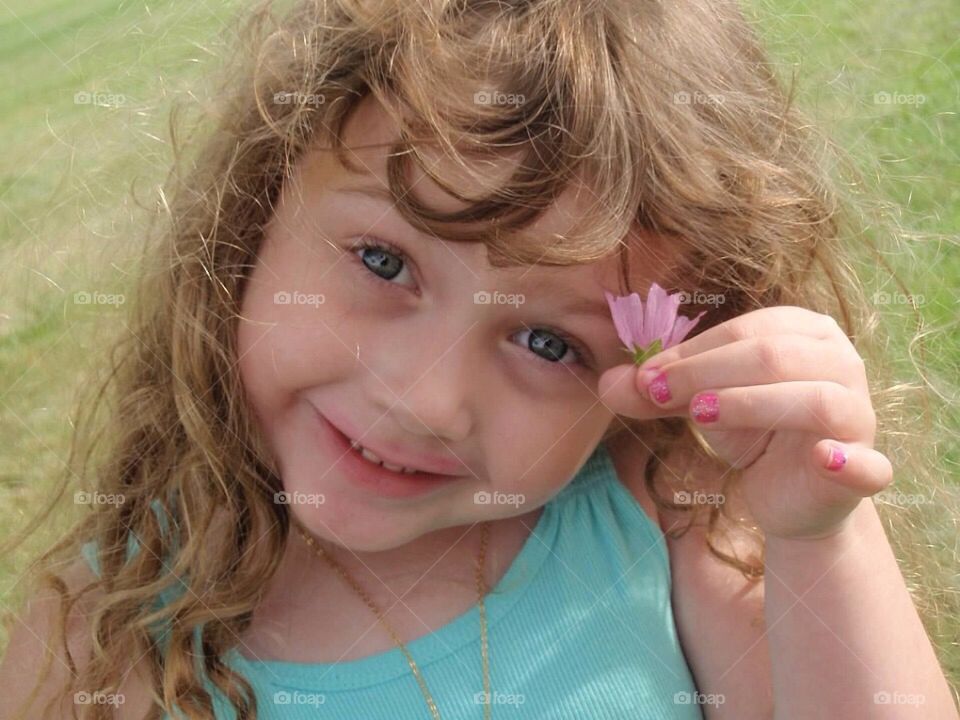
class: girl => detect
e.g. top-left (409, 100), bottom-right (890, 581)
top-left (2, 0), bottom-right (957, 718)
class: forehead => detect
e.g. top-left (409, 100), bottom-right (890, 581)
top-left (298, 94), bottom-right (664, 292)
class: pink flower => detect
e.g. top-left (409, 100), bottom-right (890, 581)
top-left (604, 283), bottom-right (707, 364)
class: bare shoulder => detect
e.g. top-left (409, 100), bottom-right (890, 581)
top-left (604, 435), bottom-right (773, 719)
top-left (0, 557), bottom-right (153, 719)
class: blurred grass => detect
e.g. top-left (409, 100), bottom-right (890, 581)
top-left (0, 0), bottom-right (250, 640)
top-left (1, 0), bottom-right (957, 690)
top-left (748, 0), bottom-right (960, 500)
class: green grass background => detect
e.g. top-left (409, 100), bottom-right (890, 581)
top-left (1, 0), bottom-right (957, 694)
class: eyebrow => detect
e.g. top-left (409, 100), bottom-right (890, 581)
top-left (330, 182), bottom-right (395, 202)
top-left (562, 295), bottom-right (614, 321)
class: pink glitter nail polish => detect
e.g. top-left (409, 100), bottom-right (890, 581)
top-left (647, 372), bottom-right (671, 404)
top-left (691, 393), bottom-right (719, 423)
top-left (826, 446), bottom-right (847, 471)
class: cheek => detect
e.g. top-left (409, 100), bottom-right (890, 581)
top-left (486, 402), bottom-right (611, 502)
top-left (235, 235), bottom-right (361, 413)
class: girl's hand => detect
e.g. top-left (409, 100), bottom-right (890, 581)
top-left (598, 306), bottom-right (893, 541)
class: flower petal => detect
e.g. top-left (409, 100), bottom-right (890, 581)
top-left (604, 286), bottom-right (710, 356)
top-left (646, 283), bottom-right (682, 346)
top-left (658, 292), bottom-right (684, 345)
top-left (641, 283), bottom-right (665, 347)
top-left (605, 291), bottom-right (635, 348)
top-left (665, 310), bottom-right (707, 348)
top-left (626, 292), bottom-right (645, 349)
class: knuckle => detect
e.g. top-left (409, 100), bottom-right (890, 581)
top-left (845, 348), bottom-right (867, 372)
top-left (809, 383), bottom-right (851, 434)
top-left (863, 402), bottom-right (878, 437)
top-left (822, 313), bottom-right (846, 339)
top-left (850, 352), bottom-right (868, 381)
top-left (833, 347), bottom-right (865, 380)
top-left (754, 337), bottom-right (788, 380)
top-left (785, 306), bottom-right (836, 331)
top-left (725, 322), bottom-right (752, 344)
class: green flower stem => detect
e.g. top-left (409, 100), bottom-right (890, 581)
top-left (630, 339), bottom-right (662, 365)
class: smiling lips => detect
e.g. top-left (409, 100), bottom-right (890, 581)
top-left (319, 409), bottom-right (467, 478)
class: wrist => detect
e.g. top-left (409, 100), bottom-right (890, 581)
top-left (764, 499), bottom-right (875, 561)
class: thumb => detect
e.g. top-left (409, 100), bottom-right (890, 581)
top-left (812, 440), bottom-right (894, 499)
top-left (598, 364), bottom-right (666, 420)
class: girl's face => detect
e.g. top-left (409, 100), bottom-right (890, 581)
top-left (237, 96), bottom-right (654, 551)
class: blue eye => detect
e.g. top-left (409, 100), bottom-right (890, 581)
top-left (350, 238), bottom-right (593, 372)
top-left (352, 238), bottom-right (415, 287)
top-left (512, 327), bottom-right (592, 371)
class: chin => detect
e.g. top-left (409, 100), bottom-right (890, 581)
top-left (285, 501), bottom-right (444, 553)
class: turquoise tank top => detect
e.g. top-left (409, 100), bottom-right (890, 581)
top-left (81, 441), bottom-right (704, 719)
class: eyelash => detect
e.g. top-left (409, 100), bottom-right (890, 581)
top-left (350, 236), bottom-right (594, 371)
top-left (353, 236), bottom-right (409, 264)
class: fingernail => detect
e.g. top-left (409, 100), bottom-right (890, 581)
top-left (691, 392), bottom-right (719, 423)
top-left (646, 371), bottom-right (671, 404)
top-left (825, 445), bottom-right (847, 471)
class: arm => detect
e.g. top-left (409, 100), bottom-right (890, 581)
top-left (764, 498), bottom-right (959, 719)
top-left (664, 506), bottom-right (774, 720)
top-left (607, 434), bottom-right (774, 719)
top-left (599, 306), bottom-right (958, 720)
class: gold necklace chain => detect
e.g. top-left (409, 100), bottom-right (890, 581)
top-left (294, 520), bottom-right (492, 720)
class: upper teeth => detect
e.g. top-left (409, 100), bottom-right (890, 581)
top-left (351, 440), bottom-right (419, 474)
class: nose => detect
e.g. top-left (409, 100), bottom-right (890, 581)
top-left (365, 317), bottom-right (476, 445)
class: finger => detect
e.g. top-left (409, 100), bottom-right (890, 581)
top-left (598, 364), bottom-right (676, 420)
top-left (637, 335), bottom-right (868, 409)
top-left (637, 306), bottom-right (844, 371)
top-left (813, 440), bottom-right (893, 498)
top-left (683, 381), bottom-right (872, 441)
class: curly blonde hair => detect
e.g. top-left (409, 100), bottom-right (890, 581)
top-left (5, 0), bottom-right (957, 717)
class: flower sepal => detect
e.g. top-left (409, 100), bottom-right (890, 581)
top-left (631, 339), bottom-right (662, 366)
